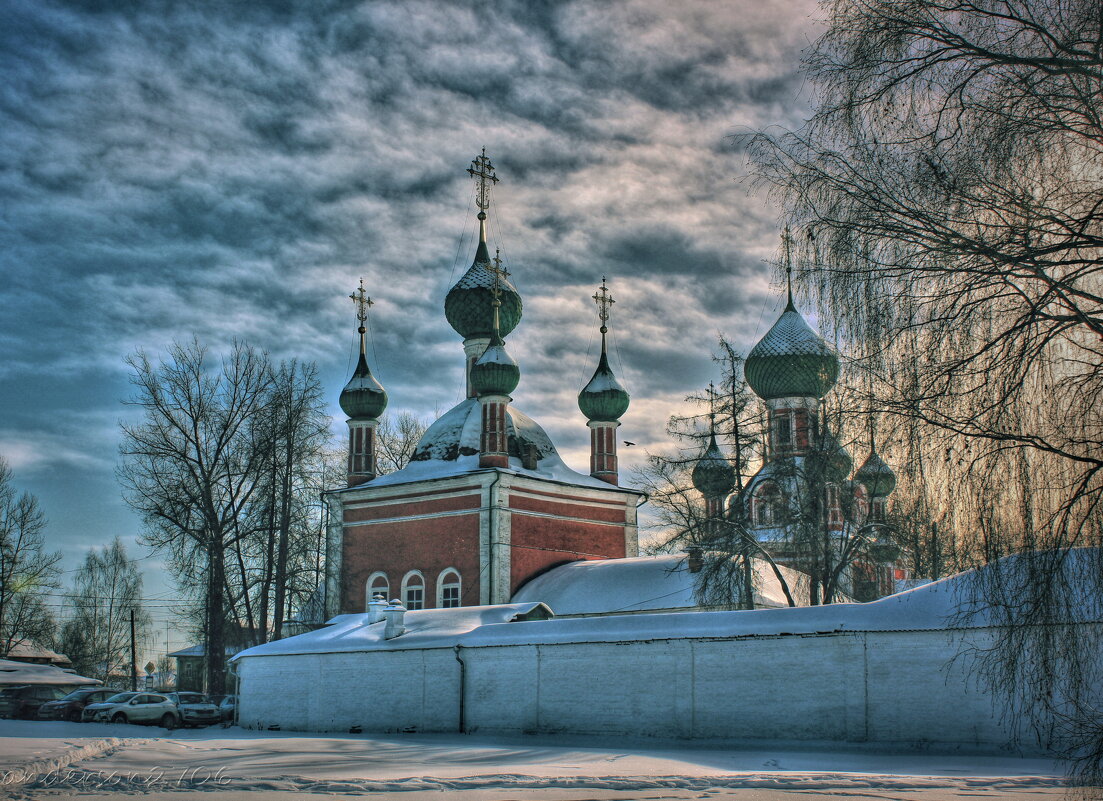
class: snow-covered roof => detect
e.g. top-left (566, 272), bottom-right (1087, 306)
top-left (0, 659), bottom-right (101, 686)
top-left (231, 603), bottom-right (554, 659)
top-left (510, 554), bottom-right (806, 615)
top-left (333, 398), bottom-right (641, 494)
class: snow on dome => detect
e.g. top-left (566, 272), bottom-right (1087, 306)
top-left (745, 305), bottom-right (839, 400)
top-left (444, 248), bottom-right (523, 340)
top-left (410, 397), bottom-right (555, 463)
top-left (511, 554), bottom-right (806, 615)
top-left (347, 398), bottom-right (626, 491)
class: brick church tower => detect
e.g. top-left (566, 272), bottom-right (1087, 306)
top-left (322, 152), bottom-right (643, 618)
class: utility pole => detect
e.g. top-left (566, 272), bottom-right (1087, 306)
top-left (130, 609), bottom-right (137, 692)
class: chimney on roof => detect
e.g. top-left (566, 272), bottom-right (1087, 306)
top-left (383, 600), bottom-right (407, 640)
top-left (367, 594), bottom-right (388, 625)
top-left (687, 547), bottom-right (703, 574)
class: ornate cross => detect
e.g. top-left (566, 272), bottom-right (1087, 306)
top-left (489, 248), bottom-right (510, 301)
top-left (592, 276), bottom-right (614, 333)
top-left (467, 148), bottom-right (499, 212)
top-left (349, 278), bottom-right (373, 329)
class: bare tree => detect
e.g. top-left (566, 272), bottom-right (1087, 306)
top-left (62, 538), bottom-right (150, 682)
top-left (119, 339), bottom-right (274, 693)
top-left (0, 456), bottom-right (59, 655)
top-left (746, 0), bottom-right (1103, 776)
top-left (375, 411), bottom-right (429, 475)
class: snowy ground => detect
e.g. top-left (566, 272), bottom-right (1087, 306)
top-left (0, 719), bottom-right (1073, 800)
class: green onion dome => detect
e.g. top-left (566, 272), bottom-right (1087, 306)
top-left (811, 430), bottom-right (852, 484)
top-left (854, 450), bottom-right (897, 497)
top-left (470, 333), bottom-right (520, 397)
top-left (444, 220), bottom-right (523, 340)
top-left (691, 432), bottom-right (736, 498)
top-left (745, 300), bottom-right (839, 401)
top-left (339, 352), bottom-right (388, 421)
top-left (578, 349), bottom-right (630, 422)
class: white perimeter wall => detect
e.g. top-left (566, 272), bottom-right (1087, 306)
top-left (236, 627), bottom-right (1043, 753)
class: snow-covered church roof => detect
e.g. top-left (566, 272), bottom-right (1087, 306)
top-left (511, 554), bottom-right (808, 615)
top-left (341, 397), bottom-right (640, 492)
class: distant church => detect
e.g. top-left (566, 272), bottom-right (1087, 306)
top-left (321, 151), bottom-right (643, 618)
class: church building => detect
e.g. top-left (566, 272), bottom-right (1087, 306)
top-left (689, 245), bottom-right (902, 602)
top-left (321, 151), bottom-right (644, 618)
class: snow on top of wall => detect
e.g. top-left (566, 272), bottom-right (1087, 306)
top-left (511, 554), bottom-right (806, 614)
top-left (0, 659), bottom-right (101, 686)
top-left (231, 603), bottom-right (553, 660)
top-left (233, 550), bottom-right (1103, 659)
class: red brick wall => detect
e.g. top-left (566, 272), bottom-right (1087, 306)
top-left (341, 492), bottom-right (483, 613)
top-left (508, 490), bottom-right (628, 595)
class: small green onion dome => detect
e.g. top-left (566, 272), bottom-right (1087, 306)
top-left (445, 232), bottom-right (523, 340)
top-left (339, 352), bottom-right (388, 420)
top-left (691, 433), bottom-right (736, 498)
top-left (813, 430), bottom-right (852, 484)
top-left (471, 334), bottom-right (520, 397)
top-left (745, 301), bottom-right (839, 400)
top-left (854, 450), bottom-right (897, 497)
top-left (578, 350), bottom-right (630, 422)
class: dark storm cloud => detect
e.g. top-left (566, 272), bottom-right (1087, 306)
top-left (0, 0), bottom-right (819, 579)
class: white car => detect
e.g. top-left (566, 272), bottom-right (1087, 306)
top-left (98, 692), bottom-right (180, 727)
top-left (82, 692), bottom-right (140, 722)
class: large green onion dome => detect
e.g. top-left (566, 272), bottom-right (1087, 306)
top-left (444, 216), bottom-right (523, 340)
top-left (471, 333), bottom-right (520, 397)
top-left (854, 449), bottom-right (897, 497)
top-left (745, 299), bottom-right (839, 401)
top-left (691, 432), bottom-right (736, 498)
top-left (339, 352), bottom-right (388, 421)
top-left (578, 349), bottom-right (630, 422)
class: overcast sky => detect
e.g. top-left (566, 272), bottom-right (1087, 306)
top-left (1, 0), bottom-right (820, 648)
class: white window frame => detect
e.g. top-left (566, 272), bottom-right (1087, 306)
top-left (437, 568), bottom-right (462, 608)
top-left (366, 571), bottom-right (390, 609)
top-left (401, 570), bottom-right (425, 610)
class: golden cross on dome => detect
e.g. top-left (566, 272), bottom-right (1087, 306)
top-left (488, 248), bottom-right (510, 302)
top-left (592, 276), bottom-right (614, 333)
top-left (349, 278), bottom-right (373, 329)
top-left (467, 148), bottom-right (499, 212)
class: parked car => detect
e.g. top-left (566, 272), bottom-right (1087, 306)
top-left (94, 692), bottom-right (180, 727)
top-left (218, 694), bottom-right (236, 723)
top-left (0, 685), bottom-right (72, 719)
top-left (81, 691), bottom-right (141, 722)
top-left (38, 688), bottom-right (121, 722)
top-left (0, 684), bottom-right (72, 723)
top-left (167, 692), bottom-right (220, 727)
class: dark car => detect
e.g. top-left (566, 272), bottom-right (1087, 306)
top-left (38, 688), bottom-right (120, 722)
top-left (167, 692), bottom-right (220, 727)
top-left (0, 685), bottom-right (72, 719)
top-left (218, 694), bottom-right (236, 723)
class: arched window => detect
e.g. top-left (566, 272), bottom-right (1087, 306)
top-left (753, 482), bottom-right (785, 527)
top-left (401, 571), bottom-right (425, 610)
top-left (365, 572), bottom-right (389, 610)
top-left (437, 569), bottom-right (461, 608)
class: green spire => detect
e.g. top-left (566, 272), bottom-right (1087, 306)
top-left (692, 404), bottom-right (735, 497)
top-left (339, 279), bottom-right (388, 420)
top-left (470, 250), bottom-right (520, 397)
top-left (578, 278), bottom-right (630, 422)
top-left (445, 150), bottom-right (523, 339)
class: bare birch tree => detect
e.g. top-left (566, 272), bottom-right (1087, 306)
top-left (0, 457), bottom-right (59, 655)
